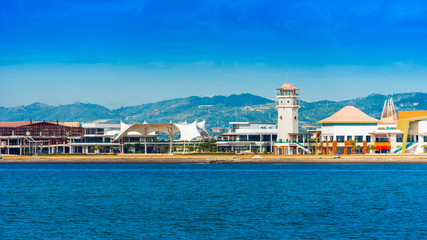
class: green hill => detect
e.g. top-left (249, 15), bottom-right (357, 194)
top-left (0, 92), bottom-right (425, 135)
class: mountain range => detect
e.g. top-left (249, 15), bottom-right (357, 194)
top-left (0, 92), bottom-right (426, 134)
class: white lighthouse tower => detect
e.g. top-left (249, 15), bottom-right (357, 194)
top-left (275, 82), bottom-right (300, 142)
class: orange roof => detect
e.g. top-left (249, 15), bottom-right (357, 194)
top-left (318, 106), bottom-right (380, 124)
top-left (398, 111), bottom-right (427, 120)
top-left (0, 121), bottom-right (30, 127)
top-left (276, 82), bottom-right (300, 90)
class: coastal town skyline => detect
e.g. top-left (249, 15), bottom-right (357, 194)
top-left (2, 2), bottom-right (427, 239)
top-left (1, 0), bottom-right (427, 108)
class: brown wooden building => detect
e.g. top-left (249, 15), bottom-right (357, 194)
top-left (0, 121), bottom-right (83, 155)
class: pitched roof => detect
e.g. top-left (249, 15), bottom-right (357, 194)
top-left (0, 121), bottom-right (30, 127)
top-left (318, 106), bottom-right (380, 124)
top-left (276, 82), bottom-right (300, 90)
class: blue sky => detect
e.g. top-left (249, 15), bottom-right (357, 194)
top-left (1, 0), bottom-right (427, 108)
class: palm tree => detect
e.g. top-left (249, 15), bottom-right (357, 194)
top-left (356, 145), bottom-right (362, 154)
top-left (367, 144), bottom-right (375, 154)
top-left (349, 139), bottom-right (357, 154)
top-left (309, 145), bottom-right (315, 154)
top-left (187, 145), bottom-right (194, 152)
top-left (100, 146), bottom-right (106, 153)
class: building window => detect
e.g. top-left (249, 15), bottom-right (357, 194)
top-left (424, 136), bottom-right (427, 142)
top-left (347, 136), bottom-right (352, 141)
top-left (263, 135), bottom-right (271, 141)
top-left (355, 136), bottom-right (363, 142)
top-left (375, 138), bottom-right (389, 143)
top-left (248, 135), bottom-right (260, 141)
top-left (397, 135), bottom-right (403, 142)
top-left (337, 136), bottom-right (344, 142)
top-left (85, 128), bottom-right (104, 135)
top-left (85, 137), bottom-right (103, 143)
top-left (366, 136), bottom-right (371, 142)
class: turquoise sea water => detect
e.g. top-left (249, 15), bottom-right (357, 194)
top-left (1, 163), bottom-right (427, 239)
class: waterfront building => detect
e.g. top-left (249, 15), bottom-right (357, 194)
top-left (216, 122), bottom-right (277, 153)
top-left (113, 120), bottom-right (209, 154)
top-left (317, 106), bottom-right (380, 154)
top-left (273, 83), bottom-right (312, 155)
top-left (316, 98), bottom-right (427, 155)
top-left (0, 120), bottom-right (211, 155)
top-left (395, 110), bottom-right (427, 154)
top-left (0, 121), bottom-right (82, 155)
top-left (68, 123), bottom-right (160, 154)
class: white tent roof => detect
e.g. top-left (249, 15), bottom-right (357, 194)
top-left (175, 121), bottom-right (201, 141)
top-left (113, 120), bottom-right (209, 141)
top-left (196, 120), bottom-right (209, 136)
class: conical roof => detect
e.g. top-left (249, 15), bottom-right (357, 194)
top-left (276, 82), bottom-right (300, 90)
top-left (318, 106), bottom-right (380, 124)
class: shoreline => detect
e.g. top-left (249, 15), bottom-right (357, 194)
top-left (1, 154), bottom-right (427, 164)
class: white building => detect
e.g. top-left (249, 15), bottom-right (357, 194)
top-left (317, 106), bottom-right (379, 154)
top-left (316, 98), bottom-right (427, 155)
top-left (273, 82), bottom-right (311, 155)
top-left (217, 122), bottom-right (277, 153)
top-left (69, 123), bottom-right (158, 153)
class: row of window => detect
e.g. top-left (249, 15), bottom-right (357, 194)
top-left (85, 128), bottom-right (104, 135)
top-left (238, 135), bottom-right (277, 141)
top-left (330, 135), bottom-right (426, 143)
top-left (331, 136), bottom-right (371, 143)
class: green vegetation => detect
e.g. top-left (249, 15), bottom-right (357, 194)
top-left (1, 92), bottom-right (426, 138)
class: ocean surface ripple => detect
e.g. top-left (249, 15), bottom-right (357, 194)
top-left (1, 163), bottom-right (427, 239)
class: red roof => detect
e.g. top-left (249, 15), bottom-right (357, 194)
top-left (276, 82), bottom-right (300, 90)
top-left (0, 121), bottom-right (30, 127)
top-left (318, 106), bottom-right (380, 123)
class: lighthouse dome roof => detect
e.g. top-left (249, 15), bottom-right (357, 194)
top-left (276, 82), bottom-right (300, 90)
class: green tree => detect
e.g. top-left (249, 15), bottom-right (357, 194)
top-left (309, 145), bottom-right (315, 154)
top-left (160, 146), bottom-right (168, 153)
top-left (367, 144), bottom-right (376, 154)
top-left (125, 144), bottom-right (132, 153)
top-left (349, 139), bottom-right (357, 154)
top-left (355, 145), bottom-right (362, 154)
top-left (252, 147), bottom-right (258, 154)
top-left (133, 143), bottom-right (140, 152)
top-left (199, 141), bottom-right (211, 152)
top-left (187, 145), bottom-right (194, 152)
top-left (99, 146), bottom-right (106, 153)
top-left (173, 145), bottom-right (180, 152)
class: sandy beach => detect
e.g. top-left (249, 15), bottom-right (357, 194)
top-left (1, 154), bottom-right (427, 164)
